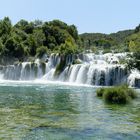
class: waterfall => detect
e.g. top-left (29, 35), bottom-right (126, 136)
top-left (75, 65), bottom-right (89, 84)
top-left (128, 70), bottom-right (140, 88)
top-left (68, 65), bottom-right (81, 82)
top-left (0, 52), bottom-right (139, 87)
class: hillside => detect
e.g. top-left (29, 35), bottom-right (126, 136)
top-left (0, 17), bottom-right (81, 64)
top-left (80, 29), bottom-right (134, 52)
top-left (0, 16), bottom-right (140, 63)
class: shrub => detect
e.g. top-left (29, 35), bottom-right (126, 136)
top-left (58, 38), bottom-right (78, 55)
top-left (127, 89), bottom-right (137, 99)
top-left (96, 88), bottom-right (105, 97)
top-left (103, 87), bottom-right (129, 104)
top-left (96, 85), bottom-right (137, 104)
top-left (36, 46), bottom-right (48, 58)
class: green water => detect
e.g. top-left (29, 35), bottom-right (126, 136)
top-left (0, 81), bottom-right (139, 140)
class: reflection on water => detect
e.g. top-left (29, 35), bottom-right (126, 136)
top-left (0, 82), bottom-right (139, 140)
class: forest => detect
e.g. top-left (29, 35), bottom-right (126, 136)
top-left (0, 17), bottom-right (81, 63)
top-left (80, 27), bottom-right (140, 53)
top-left (0, 17), bottom-right (140, 69)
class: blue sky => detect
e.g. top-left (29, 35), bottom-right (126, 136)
top-left (0, 0), bottom-right (140, 34)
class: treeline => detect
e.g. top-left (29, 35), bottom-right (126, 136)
top-left (80, 24), bottom-right (140, 53)
top-left (80, 25), bottom-right (140, 70)
top-left (0, 17), bottom-right (81, 62)
top-left (0, 17), bottom-right (140, 63)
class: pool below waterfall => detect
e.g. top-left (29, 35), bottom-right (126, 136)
top-left (0, 81), bottom-right (140, 140)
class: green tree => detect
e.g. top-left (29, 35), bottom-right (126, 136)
top-left (49, 20), bottom-right (67, 30)
top-left (68, 25), bottom-right (79, 41)
top-left (32, 29), bottom-right (45, 46)
top-left (0, 39), bottom-right (4, 55)
top-left (58, 37), bottom-right (78, 55)
top-left (26, 35), bottom-right (37, 56)
top-left (14, 19), bottom-right (28, 29)
top-left (0, 17), bottom-right (12, 43)
top-left (4, 37), bottom-right (26, 58)
top-left (129, 40), bottom-right (136, 52)
top-left (0, 17), bottom-right (81, 60)
top-left (15, 20), bottom-right (34, 34)
top-left (36, 46), bottom-right (48, 58)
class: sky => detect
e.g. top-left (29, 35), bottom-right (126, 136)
top-left (0, 0), bottom-right (140, 34)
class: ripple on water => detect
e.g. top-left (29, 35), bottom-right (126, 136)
top-left (0, 82), bottom-right (139, 140)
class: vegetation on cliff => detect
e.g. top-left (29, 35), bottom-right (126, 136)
top-left (0, 17), bottom-right (140, 70)
top-left (0, 17), bottom-right (81, 62)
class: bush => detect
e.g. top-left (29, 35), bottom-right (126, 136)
top-left (36, 46), bottom-right (48, 58)
top-left (127, 89), bottom-right (137, 99)
top-left (96, 85), bottom-right (137, 104)
top-left (96, 88), bottom-right (105, 97)
top-left (103, 88), bottom-right (128, 104)
top-left (58, 38), bottom-right (78, 55)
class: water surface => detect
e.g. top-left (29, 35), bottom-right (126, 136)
top-left (0, 81), bottom-right (139, 140)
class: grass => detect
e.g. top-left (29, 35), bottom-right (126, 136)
top-left (96, 85), bottom-right (137, 104)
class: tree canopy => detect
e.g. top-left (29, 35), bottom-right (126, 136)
top-left (0, 17), bottom-right (140, 70)
top-left (0, 17), bottom-right (81, 61)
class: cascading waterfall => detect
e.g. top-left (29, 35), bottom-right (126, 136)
top-left (0, 53), bottom-right (139, 87)
top-left (128, 70), bottom-right (140, 88)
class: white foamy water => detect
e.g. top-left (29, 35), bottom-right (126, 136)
top-left (128, 69), bottom-right (140, 87)
top-left (0, 53), bottom-right (139, 87)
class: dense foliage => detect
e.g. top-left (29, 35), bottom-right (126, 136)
top-left (125, 26), bottom-right (140, 71)
top-left (96, 85), bottom-right (137, 104)
top-left (0, 17), bottom-right (81, 63)
top-left (80, 26), bottom-right (140, 55)
top-left (0, 17), bottom-right (140, 70)
top-left (80, 25), bottom-right (140, 70)
top-left (80, 30), bottom-right (134, 53)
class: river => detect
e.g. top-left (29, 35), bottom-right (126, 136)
top-left (0, 81), bottom-right (139, 140)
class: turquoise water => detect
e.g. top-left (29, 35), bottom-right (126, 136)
top-left (0, 81), bottom-right (140, 140)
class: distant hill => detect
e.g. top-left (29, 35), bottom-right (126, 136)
top-left (80, 29), bottom-right (134, 51)
top-left (109, 30), bottom-right (134, 44)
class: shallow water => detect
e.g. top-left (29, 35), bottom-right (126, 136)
top-left (0, 81), bottom-right (139, 140)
